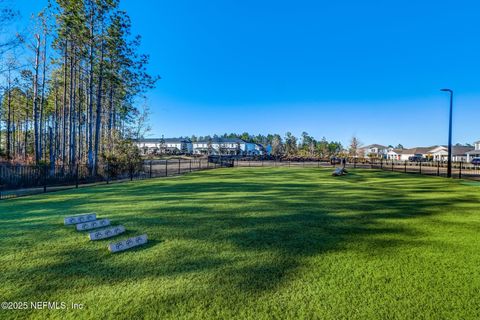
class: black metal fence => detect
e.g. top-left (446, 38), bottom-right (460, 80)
top-left (3, 157), bottom-right (478, 200)
top-left (0, 158), bottom-right (230, 200)
top-left (350, 158), bottom-right (480, 179)
top-left (234, 158), bottom-right (480, 180)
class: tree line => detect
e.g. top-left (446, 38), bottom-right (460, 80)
top-left (0, 0), bottom-right (157, 173)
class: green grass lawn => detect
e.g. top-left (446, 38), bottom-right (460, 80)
top-left (1, 167), bottom-right (480, 319)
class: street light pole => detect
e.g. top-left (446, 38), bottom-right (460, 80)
top-left (441, 88), bottom-right (453, 178)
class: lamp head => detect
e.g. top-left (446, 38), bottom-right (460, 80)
top-left (440, 88), bottom-right (453, 93)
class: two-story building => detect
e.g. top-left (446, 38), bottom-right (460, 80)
top-left (360, 144), bottom-right (388, 159)
top-left (192, 138), bottom-right (263, 156)
top-left (136, 138), bottom-right (161, 155)
top-left (135, 138), bottom-right (193, 155)
top-left (164, 138), bottom-right (193, 154)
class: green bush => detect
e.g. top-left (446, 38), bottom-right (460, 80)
top-left (102, 139), bottom-right (143, 178)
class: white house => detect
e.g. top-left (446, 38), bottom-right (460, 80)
top-left (136, 138), bottom-right (161, 154)
top-left (192, 138), bottom-right (263, 156)
top-left (465, 141), bottom-right (480, 162)
top-left (417, 145), bottom-right (473, 162)
top-left (164, 138), bottom-right (193, 154)
top-left (135, 138), bottom-right (193, 155)
top-left (386, 148), bottom-right (402, 160)
top-left (429, 146), bottom-right (448, 161)
top-left (362, 144), bottom-right (388, 158)
top-left (192, 138), bottom-right (243, 155)
top-left (391, 145), bottom-right (474, 162)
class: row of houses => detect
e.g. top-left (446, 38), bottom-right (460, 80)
top-left (361, 141), bottom-right (480, 162)
top-left (136, 137), bottom-right (480, 161)
top-left (135, 138), bottom-right (265, 156)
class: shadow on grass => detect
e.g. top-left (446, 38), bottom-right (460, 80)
top-left (0, 168), bottom-right (477, 299)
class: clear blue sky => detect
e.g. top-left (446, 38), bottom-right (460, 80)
top-left (15, 0), bottom-right (480, 147)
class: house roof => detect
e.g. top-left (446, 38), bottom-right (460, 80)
top-left (431, 146), bottom-right (473, 155)
top-left (194, 138), bottom-right (247, 144)
top-left (387, 148), bottom-right (403, 154)
top-left (136, 138), bottom-right (190, 143)
top-left (136, 138), bottom-right (160, 143)
top-left (400, 147), bottom-right (436, 155)
top-left (400, 145), bottom-right (473, 156)
top-left (164, 138), bottom-right (190, 143)
top-left (452, 146), bottom-right (474, 155)
top-left (363, 144), bottom-right (387, 149)
top-left (428, 145), bottom-right (447, 152)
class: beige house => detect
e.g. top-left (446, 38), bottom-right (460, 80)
top-left (398, 147), bottom-right (435, 161)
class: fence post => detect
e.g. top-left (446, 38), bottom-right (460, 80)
top-left (437, 161), bottom-right (440, 176)
top-left (419, 161), bottom-right (422, 174)
top-left (149, 161), bottom-right (153, 178)
top-left (190, 159), bottom-right (192, 172)
top-left (106, 162), bottom-right (110, 184)
top-left (354, 158), bottom-right (357, 168)
top-left (317, 159), bottom-right (320, 168)
top-left (76, 164), bottom-right (79, 188)
top-left (178, 158), bottom-right (181, 174)
top-left (380, 159), bottom-right (383, 169)
top-left (165, 160), bottom-right (168, 177)
top-left (459, 161), bottom-right (462, 179)
top-left (43, 164), bottom-right (47, 193)
top-left (391, 160), bottom-right (394, 171)
top-left (404, 160), bottom-right (407, 173)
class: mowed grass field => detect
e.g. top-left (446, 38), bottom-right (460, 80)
top-left (1, 167), bottom-right (480, 320)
